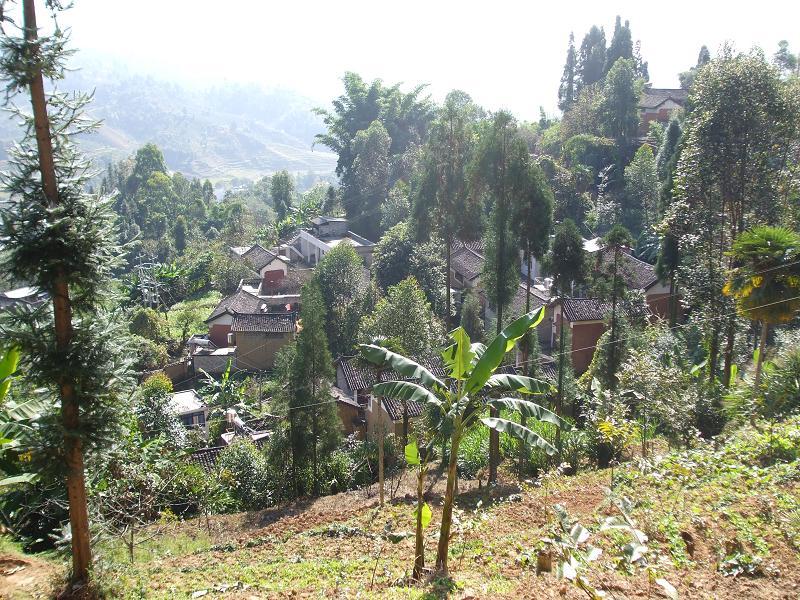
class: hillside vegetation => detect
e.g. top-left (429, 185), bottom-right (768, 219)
top-left (0, 61), bottom-right (337, 182)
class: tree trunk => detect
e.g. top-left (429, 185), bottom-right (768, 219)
top-left (377, 397), bottom-right (384, 506)
top-left (435, 429), bottom-right (462, 576)
top-left (519, 252), bottom-right (532, 475)
top-left (23, 0), bottom-right (91, 584)
top-left (668, 274), bottom-right (677, 328)
top-left (413, 465), bottom-right (426, 579)
top-left (402, 402), bottom-right (409, 450)
top-left (751, 322), bottom-right (769, 427)
top-left (722, 316), bottom-right (736, 389)
top-left (446, 236), bottom-right (452, 326)
top-left (608, 248), bottom-right (619, 393)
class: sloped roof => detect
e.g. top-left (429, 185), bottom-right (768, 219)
top-left (231, 312), bottom-right (296, 333)
top-left (189, 446), bottom-right (223, 471)
top-left (242, 244), bottom-right (281, 271)
top-left (451, 246), bottom-right (484, 281)
top-left (206, 289), bottom-right (262, 322)
top-left (383, 397), bottom-right (424, 421)
top-left (337, 356), bottom-right (448, 392)
top-left (559, 298), bottom-right (650, 322)
top-left (338, 357), bottom-right (376, 392)
top-left (510, 282), bottom-right (550, 316)
top-left (332, 386), bottom-right (360, 408)
top-left (168, 389), bottom-right (205, 415)
top-left (639, 87), bottom-right (688, 110)
top-left (452, 239), bottom-right (485, 256)
top-left (593, 248), bottom-right (658, 290)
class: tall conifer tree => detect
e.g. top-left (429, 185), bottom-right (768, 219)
top-left (0, 0), bottom-right (131, 583)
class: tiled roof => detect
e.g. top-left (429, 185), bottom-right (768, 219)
top-left (639, 88), bottom-right (688, 110)
top-left (593, 248), bottom-right (658, 290)
top-left (338, 358), bottom-right (377, 392)
top-left (452, 239), bottom-right (485, 256)
top-left (451, 247), bottom-right (484, 281)
top-left (331, 386), bottom-right (360, 408)
top-left (382, 397), bottom-right (425, 421)
top-left (189, 446), bottom-right (223, 471)
top-left (338, 356), bottom-right (448, 392)
top-left (206, 289), bottom-right (262, 322)
top-left (560, 298), bottom-right (650, 322)
top-left (510, 282), bottom-right (550, 316)
top-left (231, 312), bottom-right (297, 333)
top-left (243, 244), bottom-right (280, 271)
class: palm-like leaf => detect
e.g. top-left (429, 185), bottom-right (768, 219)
top-left (487, 397), bottom-right (571, 430)
top-left (360, 344), bottom-right (446, 389)
top-left (465, 307), bottom-right (545, 394)
top-left (484, 374), bottom-right (553, 395)
top-left (372, 380), bottom-right (442, 408)
top-left (481, 416), bottom-right (557, 455)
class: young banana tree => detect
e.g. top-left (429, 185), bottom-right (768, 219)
top-left (360, 307), bottom-right (570, 577)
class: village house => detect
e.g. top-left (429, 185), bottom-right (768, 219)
top-left (198, 287), bottom-right (298, 373)
top-left (291, 216), bottom-right (376, 267)
top-left (550, 297), bottom-right (651, 374)
top-left (638, 86), bottom-right (688, 136)
top-left (229, 312), bottom-right (297, 371)
top-left (168, 389), bottom-right (208, 432)
top-left (336, 356), bottom-right (449, 438)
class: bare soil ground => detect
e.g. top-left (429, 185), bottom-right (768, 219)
top-left (3, 453), bottom-right (800, 599)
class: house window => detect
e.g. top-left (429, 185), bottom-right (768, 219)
top-left (180, 412), bottom-right (206, 428)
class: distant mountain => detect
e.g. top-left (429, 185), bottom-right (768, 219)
top-left (0, 64), bottom-right (337, 183)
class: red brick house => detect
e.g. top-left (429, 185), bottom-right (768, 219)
top-left (550, 298), bottom-right (651, 374)
top-left (204, 288), bottom-right (262, 348)
top-left (638, 87), bottom-right (688, 136)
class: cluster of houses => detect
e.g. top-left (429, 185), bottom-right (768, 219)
top-left (0, 87), bottom-right (689, 470)
top-left (162, 206), bottom-right (677, 470)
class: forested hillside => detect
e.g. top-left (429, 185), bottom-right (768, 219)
top-left (2, 2), bottom-right (800, 599)
top-left (0, 60), bottom-right (337, 181)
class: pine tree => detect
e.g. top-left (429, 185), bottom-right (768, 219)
top-left (270, 170), bottom-right (295, 222)
top-left (548, 219), bottom-right (586, 421)
top-left (0, 0), bottom-right (131, 583)
top-left (577, 26), bottom-right (607, 90)
top-left (459, 290), bottom-right (485, 343)
top-left (605, 16), bottom-right (633, 73)
top-left (558, 33), bottom-right (578, 112)
top-left (412, 90), bottom-right (483, 322)
top-left (290, 281), bottom-right (340, 496)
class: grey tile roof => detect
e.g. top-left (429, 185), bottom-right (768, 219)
top-left (560, 298), bottom-right (650, 322)
top-left (338, 358), bottom-right (377, 392)
top-left (639, 88), bottom-right (688, 110)
top-left (242, 244), bottom-right (280, 271)
top-left (338, 356), bottom-right (449, 393)
top-left (510, 282), bottom-right (550, 316)
top-left (231, 312), bottom-right (297, 333)
top-left (206, 289), bottom-right (262, 322)
top-left (382, 397), bottom-right (424, 421)
top-left (451, 246), bottom-right (484, 281)
top-left (593, 248), bottom-right (658, 290)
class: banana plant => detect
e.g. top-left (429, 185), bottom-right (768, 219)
top-left (360, 307), bottom-right (570, 577)
top-left (0, 346), bottom-right (44, 488)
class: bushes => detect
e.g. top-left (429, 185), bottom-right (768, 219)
top-left (217, 439), bottom-right (272, 510)
top-left (132, 335), bottom-right (169, 371)
top-left (129, 307), bottom-right (168, 342)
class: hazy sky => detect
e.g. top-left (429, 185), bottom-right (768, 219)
top-left (35, 0), bottom-right (800, 120)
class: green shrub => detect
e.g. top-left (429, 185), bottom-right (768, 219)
top-left (217, 439), bottom-right (272, 510)
top-left (129, 307), bottom-right (168, 342)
